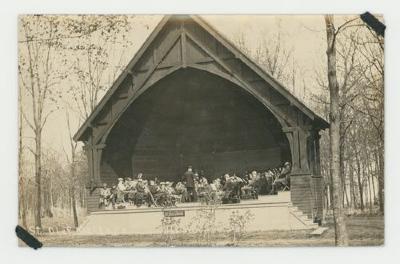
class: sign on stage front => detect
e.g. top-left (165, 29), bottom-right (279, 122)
top-left (163, 210), bottom-right (185, 217)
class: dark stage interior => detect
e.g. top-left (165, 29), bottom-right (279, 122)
top-left (101, 68), bottom-right (291, 183)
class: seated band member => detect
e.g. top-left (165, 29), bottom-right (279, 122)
top-left (221, 173), bottom-right (230, 189)
top-left (159, 182), bottom-right (167, 193)
top-left (99, 183), bottom-right (111, 208)
top-left (280, 162), bottom-right (291, 184)
top-left (165, 182), bottom-right (175, 195)
top-left (272, 162), bottom-right (291, 193)
top-left (222, 174), bottom-right (241, 204)
top-left (230, 173), bottom-right (244, 197)
top-left (199, 175), bottom-right (208, 186)
top-left (222, 174), bottom-right (233, 191)
top-left (135, 179), bottom-right (146, 193)
top-left (263, 170), bottom-right (274, 194)
top-left (148, 180), bottom-right (160, 195)
top-left (250, 170), bottom-right (258, 182)
top-left (124, 177), bottom-right (133, 190)
top-left (175, 181), bottom-right (188, 201)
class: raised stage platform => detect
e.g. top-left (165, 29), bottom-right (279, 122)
top-left (78, 192), bottom-right (318, 235)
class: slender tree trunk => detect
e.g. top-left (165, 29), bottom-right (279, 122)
top-left (66, 110), bottom-right (79, 228)
top-left (339, 115), bottom-right (348, 208)
top-left (343, 179), bottom-right (349, 208)
top-left (325, 15), bottom-right (349, 246)
top-left (370, 159), bottom-right (376, 205)
top-left (19, 181), bottom-right (27, 228)
top-left (34, 132), bottom-right (42, 230)
top-left (71, 186), bottom-right (79, 228)
top-left (19, 108), bottom-right (27, 228)
top-left (355, 149), bottom-right (364, 211)
top-left (365, 161), bottom-right (373, 213)
top-left (49, 175), bottom-right (54, 210)
top-left (349, 163), bottom-right (356, 210)
top-left (377, 145), bottom-right (384, 214)
top-left (43, 176), bottom-right (53, 218)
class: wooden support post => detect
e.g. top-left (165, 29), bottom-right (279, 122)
top-left (283, 126), bottom-right (311, 174)
top-left (181, 33), bottom-right (187, 68)
top-left (298, 128), bottom-right (310, 173)
top-left (311, 131), bottom-right (324, 220)
top-left (283, 125), bottom-right (315, 218)
top-left (83, 140), bottom-right (106, 187)
top-left (93, 143), bottom-right (106, 185)
top-left (83, 139), bottom-right (106, 213)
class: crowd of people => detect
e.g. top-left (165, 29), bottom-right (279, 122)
top-left (98, 162), bottom-right (292, 209)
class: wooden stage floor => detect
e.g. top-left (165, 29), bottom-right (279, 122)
top-left (77, 192), bottom-right (318, 235)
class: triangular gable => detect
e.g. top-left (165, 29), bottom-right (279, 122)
top-left (74, 15), bottom-right (328, 143)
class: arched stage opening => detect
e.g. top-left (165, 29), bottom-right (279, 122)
top-left (101, 68), bottom-right (291, 183)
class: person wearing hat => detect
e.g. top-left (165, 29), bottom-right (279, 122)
top-left (250, 170), bottom-right (258, 181)
top-left (182, 166), bottom-right (195, 202)
top-left (175, 181), bottom-right (187, 201)
top-left (281, 162), bottom-right (291, 175)
top-left (149, 180), bottom-right (160, 195)
top-left (194, 172), bottom-right (199, 182)
top-left (159, 182), bottom-right (167, 192)
top-left (124, 177), bottom-right (132, 188)
top-left (165, 182), bottom-right (175, 195)
top-left (154, 176), bottom-right (160, 185)
top-left (135, 178), bottom-right (145, 192)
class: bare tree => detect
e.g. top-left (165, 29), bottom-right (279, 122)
top-left (311, 15), bottom-right (383, 221)
top-left (60, 16), bottom-right (134, 225)
top-left (234, 22), bottom-right (294, 91)
top-left (253, 32), bottom-right (292, 84)
top-left (352, 28), bottom-right (384, 213)
top-left (18, 103), bottom-right (27, 228)
top-left (64, 110), bottom-right (79, 228)
top-left (64, 15), bottom-right (133, 121)
top-left (324, 15), bottom-right (349, 246)
top-left (18, 16), bottom-right (66, 229)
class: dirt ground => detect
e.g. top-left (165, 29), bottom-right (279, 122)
top-left (33, 214), bottom-right (383, 247)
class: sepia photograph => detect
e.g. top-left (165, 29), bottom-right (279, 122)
top-left (17, 14), bottom-right (384, 247)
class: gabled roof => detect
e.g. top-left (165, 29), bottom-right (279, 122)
top-left (74, 15), bottom-right (328, 142)
top-left (192, 16), bottom-right (328, 127)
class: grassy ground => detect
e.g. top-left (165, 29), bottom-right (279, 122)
top-left (20, 207), bottom-right (87, 233)
top-left (36, 215), bottom-right (383, 247)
